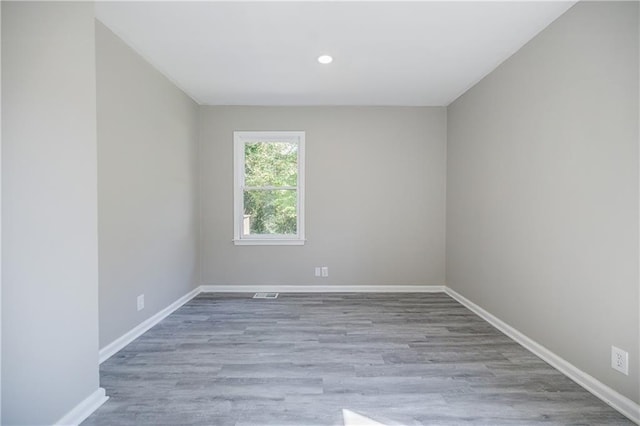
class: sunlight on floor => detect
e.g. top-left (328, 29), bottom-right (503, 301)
top-left (342, 409), bottom-right (387, 426)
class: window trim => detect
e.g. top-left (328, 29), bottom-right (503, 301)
top-left (233, 131), bottom-right (305, 245)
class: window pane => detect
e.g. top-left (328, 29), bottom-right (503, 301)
top-left (245, 142), bottom-right (298, 187)
top-left (243, 189), bottom-right (297, 235)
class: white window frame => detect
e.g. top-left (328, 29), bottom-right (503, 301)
top-left (233, 131), bottom-right (305, 245)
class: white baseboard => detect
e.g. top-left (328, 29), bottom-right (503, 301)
top-left (95, 283), bottom-right (638, 424)
top-left (199, 284), bottom-right (445, 293)
top-left (444, 287), bottom-right (640, 425)
top-left (55, 387), bottom-right (108, 426)
top-left (99, 287), bottom-right (200, 364)
top-left (99, 285), bottom-right (440, 364)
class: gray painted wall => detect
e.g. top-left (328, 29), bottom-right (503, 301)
top-left (447, 1), bottom-right (639, 404)
top-left (96, 22), bottom-right (200, 348)
top-left (200, 106), bottom-right (446, 287)
top-left (1, 2), bottom-right (101, 424)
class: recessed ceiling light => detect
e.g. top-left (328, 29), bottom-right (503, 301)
top-left (318, 55), bottom-right (333, 65)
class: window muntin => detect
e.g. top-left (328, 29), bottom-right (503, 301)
top-left (233, 131), bottom-right (305, 245)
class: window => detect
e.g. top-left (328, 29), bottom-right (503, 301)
top-left (233, 131), bottom-right (305, 245)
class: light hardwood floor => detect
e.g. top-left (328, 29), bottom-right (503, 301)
top-left (83, 293), bottom-right (632, 425)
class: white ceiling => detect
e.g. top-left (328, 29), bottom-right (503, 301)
top-left (95, 1), bottom-right (576, 106)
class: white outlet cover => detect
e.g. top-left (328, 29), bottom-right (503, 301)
top-left (321, 266), bottom-right (329, 277)
top-left (315, 267), bottom-right (321, 277)
top-left (611, 346), bottom-right (628, 375)
top-left (137, 295), bottom-right (145, 311)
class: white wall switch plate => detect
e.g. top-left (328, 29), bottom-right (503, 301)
top-left (137, 294), bottom-right (145, 311)
top-left (321, 266), bottom-right (329, 277)
top-left (611, 346), bottom-right (628, 375)
top-left (315, 267), bottom-right (321, 277)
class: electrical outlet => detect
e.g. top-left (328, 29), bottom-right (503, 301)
top-left (611, 346), bottom-right (628, 375)
top-left (321, 266), bottom-right (329, 277)
top-left (137, 294), bottom-right (145, 311)
top-left (315, 267), bottom-right (321, 277)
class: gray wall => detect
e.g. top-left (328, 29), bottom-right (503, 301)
top-left (96, 22), bottom-right (200, 348)
top-left (447, 1), bottom-right (639, 404)
top-left (200, 106), bottom-right (446, 287)
top-left (2, 2), bottom-right (101, 424)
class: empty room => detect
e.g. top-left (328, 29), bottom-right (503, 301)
top-left (1, 0), bottom-right (639, 425)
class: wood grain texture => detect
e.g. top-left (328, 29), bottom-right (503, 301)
top-left (83, 293), bottom-right (632, 425)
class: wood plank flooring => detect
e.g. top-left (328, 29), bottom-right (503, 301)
top-left (82, 293), bottom-right (633, 425)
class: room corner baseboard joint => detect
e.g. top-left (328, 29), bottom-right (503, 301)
top-left (55, 387), bottom-right (108, 426)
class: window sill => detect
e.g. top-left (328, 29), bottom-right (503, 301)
top-left (233, 239), bottom-right (306, 246)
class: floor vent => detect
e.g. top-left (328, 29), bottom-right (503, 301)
top-left (253, 292), bottom-right (279, 299)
